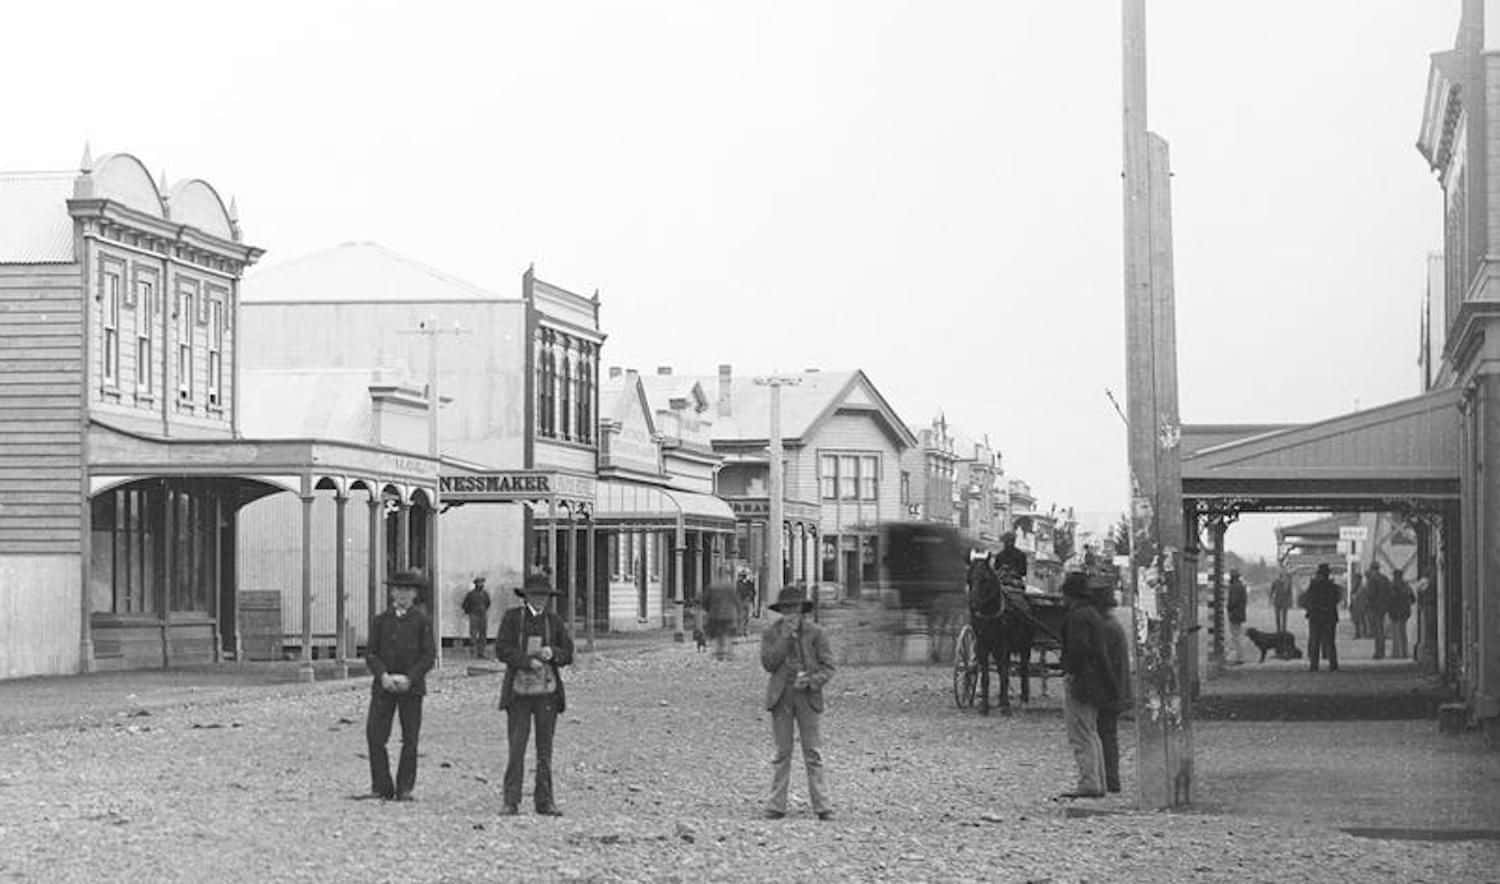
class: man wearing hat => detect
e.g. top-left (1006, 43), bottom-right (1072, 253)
top-left (760, 585), bottom-right (836, 821)
top-left (1058, 570), bottom-right (1118, 799)
top-left (362, 568), bottom-right (436, 801)
top-left (1302, 563), bottom-right (1342, 672)
top-left (462, 576), bottom-right (492, 659)
top-left (992, 531), bottom-right (1028, 584)
top-left (496, 573), bottom-right (575, 816)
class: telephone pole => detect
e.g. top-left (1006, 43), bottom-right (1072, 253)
top-left (754, 374), bottom-right (801, 603)
top-left (400, 317), bottom-right (469, 668)
top-left (1123, 0), bottom-right (1193, 809)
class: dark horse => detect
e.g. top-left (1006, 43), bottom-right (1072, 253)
top-left (968, 557), bottom-right (1063, 715)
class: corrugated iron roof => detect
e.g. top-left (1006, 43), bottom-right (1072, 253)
top-left (240, 369), bottom-right (375, 441)
top-left (241, 241), bottom-right (503, 303)
top-left (0, 171), bottom-right (76, 263)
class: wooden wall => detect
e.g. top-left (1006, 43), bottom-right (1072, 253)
top-left (0, 263), bottom-right (84, 554)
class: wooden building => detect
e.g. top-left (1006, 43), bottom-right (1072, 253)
top-left (0, 150), bottom-right (439, 678)
top-left (238, 244), bottom-right (603, 645)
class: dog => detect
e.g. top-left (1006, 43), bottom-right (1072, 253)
top-left (692, 627), bottom-right (707, 652)
top-left (1245, 627), bottom-right (1303, 663)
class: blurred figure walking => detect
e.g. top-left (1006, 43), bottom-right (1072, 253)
top-left (702, 579), bottom-right (742, 661)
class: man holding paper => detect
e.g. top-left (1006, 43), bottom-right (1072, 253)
top-left (496, 573), bottom-right (575, 817)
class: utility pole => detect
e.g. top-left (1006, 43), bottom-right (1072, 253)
top-left (1122, 0), bottom-right (1193, 809)
top-left (400, 317), bottom-right (469, 668)
top-left (755, 374), bottom-right (801, 604)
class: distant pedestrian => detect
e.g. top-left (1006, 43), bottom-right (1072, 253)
top-left (496, 574), bottom-right (575, 817)
top-left (737, 569), bottom-right (757, 631)
top-left (361, 569), bottom-right (435, 802)
top-left (702, 579), bottom-right (742, 661)
top-left (1058, 571), bottom-right (1118, 799)
top-left (462, 576), bottom-right (492, 659)
top-left (1302, 563), bottom-right (1341, 672)
top-left (1269, 569), bottom-right (1293, 634)
top-left (1226, 570), bottom-right (1248, 665)
top-left (1388, 568), bottom-right (1415, 660)
top-left (1349, 569), bottom-right (1368, 638)
top-left (1093, 577), bottom-right (1131, 794)
top-left (1364, 562), bottom-right (1393, 660)
top-left (761, 585), bottom-right (836, 820)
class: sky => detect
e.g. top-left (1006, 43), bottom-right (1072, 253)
top-left (2, 1), bottom-right (1459, 560)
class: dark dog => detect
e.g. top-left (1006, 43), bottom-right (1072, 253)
top-left (1245, 627), bottom-right (1303, 663)
top-left (692, 627), bottom-right (707, 652)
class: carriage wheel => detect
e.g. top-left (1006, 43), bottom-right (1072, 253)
top-left (953, 625), bottom-right (978, 708)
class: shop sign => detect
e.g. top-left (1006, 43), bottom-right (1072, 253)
top-left (439, 470), bottom-right (596, 503)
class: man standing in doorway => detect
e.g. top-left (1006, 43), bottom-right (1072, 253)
top-left (462, 576), bottom-right (492, 659)
top-left (1364, 562), bottom-right (1393, 660)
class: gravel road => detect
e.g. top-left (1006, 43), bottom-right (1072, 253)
top-left (0, 641), bottom-right (1495, 883)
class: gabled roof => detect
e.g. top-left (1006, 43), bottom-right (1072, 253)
top-left (637, 373), bottom-right (709, 415)
top-left (242, 241), bottom-right (504, 304)
top-left (599, 372), bottom-right (658, 437)
top-left (0, 171), bottom-right (75, 262)
top-left (1181, 388), bottom-right (1461, 507)
top-left (700, 369), bottom-right (917, 449)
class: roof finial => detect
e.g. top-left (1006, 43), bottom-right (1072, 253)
top-left (158, 168), bottom-right (169, 193)
top-left (79, 141), bottom-right (93, 173)
top-left (229, 195), bottom-right (239, 221)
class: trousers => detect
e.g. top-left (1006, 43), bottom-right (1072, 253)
top-left (468, 615), bottom-right (489, 657)
top-left (1307, 618), bottom-right (1339, 671)
top-left (1389, 616), bottom-right (1410, 659)
top-left (766, 688), bottom-right (830, 814)
top-left (504, 694), bottom-right (559, 809)
top-left (1097, 708), bottom-right (1121, 793)
top-left (1371, 612), bottom-right (1387, 659)
top-left (367, 690), bottom-right (423, 797)
top-left (1063, 677), bottom-right (1105, 795)
top-left (1228, 620), bottom-right (1245, 663)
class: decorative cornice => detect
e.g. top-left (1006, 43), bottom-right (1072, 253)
top-left (67, 197), bottom-right (263, 276)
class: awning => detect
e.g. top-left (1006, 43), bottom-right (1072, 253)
top-left (564, 479), bottom-right (736, 532)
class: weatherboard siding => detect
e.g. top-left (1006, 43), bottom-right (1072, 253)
top-left (0, 263), bottom-right (84, 554)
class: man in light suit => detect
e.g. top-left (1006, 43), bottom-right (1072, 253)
top-left (760, 585), bottom-right (836, 821)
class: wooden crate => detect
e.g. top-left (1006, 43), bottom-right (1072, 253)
top-left (238, 591), bottom-right (283, 662)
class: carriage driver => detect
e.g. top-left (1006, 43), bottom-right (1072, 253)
top-left (992, 531), bottom-right (1029, 585)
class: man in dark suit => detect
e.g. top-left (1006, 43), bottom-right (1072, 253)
top-left (362, 569), bottom-right (436, 802)
top-left (760, 585), bottom-right (836, 820)
top-left (993, 531), bottom-right (1029, 584)
top-left (461, 576), bottom-right (492, 659)
top-left (496, 573), bottom-right (575, 817)
top-left (1058, 570), bottom-right (1119, 799)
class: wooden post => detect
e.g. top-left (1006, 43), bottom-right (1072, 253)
top-left (1123, 0), bottom-right (1193, 809)
top-left (299, 493), bottom-right (315, 682)
top-left (585, 515), bottom-right (597, 652)
top-left (335, 492), bottom-right (348, 676)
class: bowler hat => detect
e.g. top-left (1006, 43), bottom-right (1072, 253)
top-left (387, 569), bottom-right (426, 590)
top-left (768, 586), bottom-right (813, 614)
top-left (1316, 563), bottom-right (1331, 577)
top-left (516, 573), bottom-right (560, 597)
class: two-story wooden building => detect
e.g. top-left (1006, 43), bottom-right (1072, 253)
top-left (0, 150), bottom-right (441, 678)
top-left (698, 365), bottom-right (917, 600)
top-left (237, 243), bottom-right (603, 647)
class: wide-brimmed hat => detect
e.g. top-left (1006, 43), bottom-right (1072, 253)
top-left (768, 586), bottom-right (813, 613)
top-left (516, 573), bottom-right (560, 597)
top-left (386, 569), bottom-right (427, 590)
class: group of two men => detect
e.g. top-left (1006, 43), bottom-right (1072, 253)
top-left (362, 569), bottom-right (840, 821)
top-left (1058, 569), bottom-right (1131, 799)
top-left (362, 570), bottom-right (573, 815)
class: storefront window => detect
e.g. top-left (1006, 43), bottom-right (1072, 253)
top-left (821, 534), bottom-right (838, 583)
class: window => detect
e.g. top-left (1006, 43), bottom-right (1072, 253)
top-left (207, 299), bottom-right (223, 407)
top-left (134, 279), bottom-right (154, 395)
top-left (534, 329), bottom-right (597, 445)
top-left (821, 535), bottom-right (838, 582)
top-left (860, 455), bottom-right (879, 500)
top-left (102, 271), bottom-right (121, 386)
top-left (839, 455), bottom-right (858, 499)
top-left (176, 288), bottom-right (194, 402)
top-left (820, 455), bottom-right (837, 499)
top-left (559, 340), bottom-right (572, 440)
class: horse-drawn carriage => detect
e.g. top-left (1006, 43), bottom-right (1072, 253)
top-left (952, 584), bottom-right (1068, 711)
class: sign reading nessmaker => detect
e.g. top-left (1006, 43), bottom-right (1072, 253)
top-left (439, 470), bottom-right (596, 502)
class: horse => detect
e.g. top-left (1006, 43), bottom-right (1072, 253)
top-left (968, 559), bottom-right (1064, 714)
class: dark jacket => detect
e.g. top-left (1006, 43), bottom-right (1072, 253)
top-left (1364, 571), bottom-right (1394, 617)
top-left (1099, 608), bottom-right (1132, 714)
top-left (496, 604), bottom-right (575, 712)
top-left (760, 618), bottom-right (835, 712)
top-left (1060, 600), bottom-right (1117, 707)
top-left (1302, 575), bottom-right (1341, 623)
top-left (366, 607), bottom-right (436, 695)
top-left (993, 546), bottom-right (1028, 582)
top-left (1388, 575), bottom-right (1414, 620)
top-left (461, 587), bottom-right (491, 618)
top-left (1226, 578), bottom-right (1248, 624)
